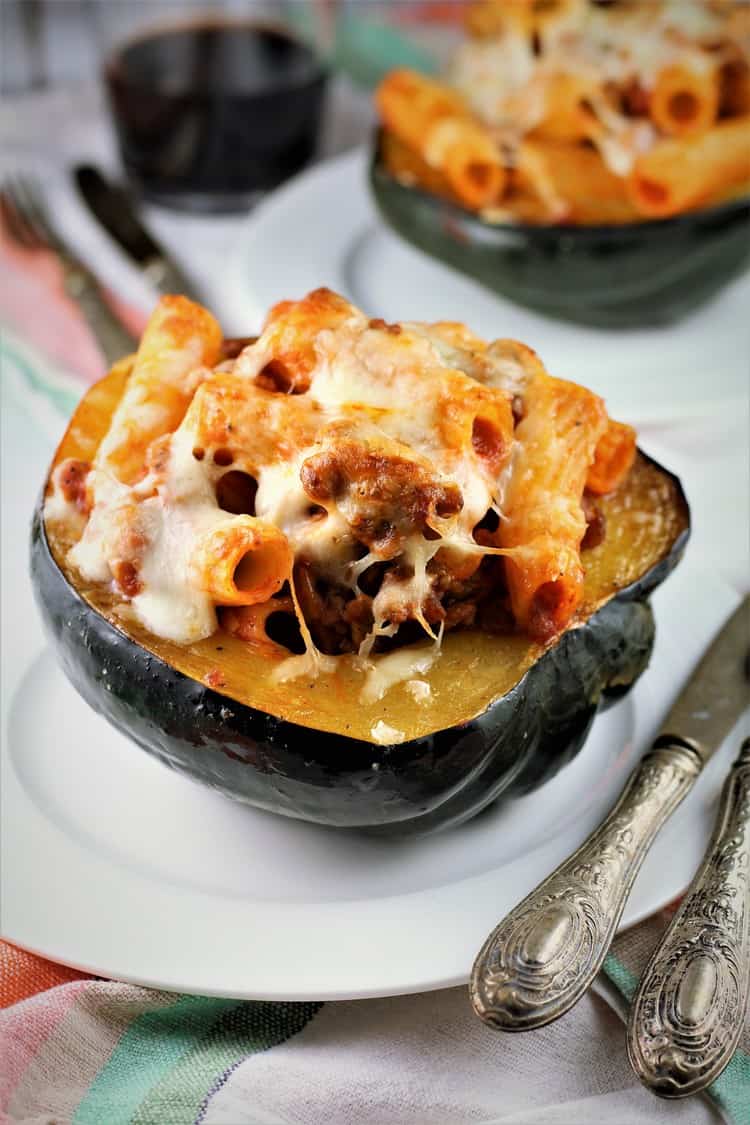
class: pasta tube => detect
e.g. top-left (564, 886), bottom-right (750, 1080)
top-left (514, 142), bottom-right (568, 222)
top-left (649, 64), bottom-right (720, 139)
top-left (499, 373), bottom-right (607, 640)
top-left (627, 116), bottom-right (750, 217)
top-left (96, 295), bottom-right (222, 484)
top-left (188, 516), bottom-right (292, 606)
top-left (486, 338), bottom-right (547, 394)
top-left (439, 380), bottom-right (515, 479)
top-left (532, 72), bottom-right (604, 144)
top-left (185, 374), bottom-right (323, 472)
top-left (376, 69), bottom-right (506, 209)
top-left (586, 420), bottom-right (637, 496)
top-left (381, 130), bottom-right (458, 204)
top-left (249, 288), bottom-right (355, 392)
top-left (519, 140), bottom-right (641, 224)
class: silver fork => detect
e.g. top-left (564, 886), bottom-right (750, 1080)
top-left (2, 172), bottom-right (138, 366)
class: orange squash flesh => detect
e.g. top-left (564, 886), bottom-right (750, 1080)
top-left (43, 362), bottom-right (689, 743)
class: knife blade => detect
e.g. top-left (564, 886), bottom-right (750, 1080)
top-left (656, 594), bottom-right (749, 760)
top-left (471, 595), bottom-right (749, 1032)
top-left (75, 165), bottom-right (197, 299)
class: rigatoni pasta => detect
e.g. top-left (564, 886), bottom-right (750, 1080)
top-left (376, 69), bottom-right (506, 209)
top-left (517, 140), bottom-right (641, 225)
top-left (96, 295), bottom-right (221, 485)
top-left (45, 290), bottom-right (638, 700)
top-left (376, 0), bottom-right (750, 225)
top-left (649, 63), bottom-right (720, 139)
top-left (627, 116), bottom-right (750, 218)
top-left (498, 373), bottom-right (607, 639)
top-left (531, 72), bottom-right (605, 145)
top-left (586, 420), bottom-right (637, 497)
top-left (188, 515), bottom-right (292, 606)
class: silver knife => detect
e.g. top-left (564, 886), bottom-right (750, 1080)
top-left (75, 165), bottom-right (197, 299)
top-left (627, 734), bottom-right (750, 1098)
top-left (470, 595), bottom-right (749, 1032)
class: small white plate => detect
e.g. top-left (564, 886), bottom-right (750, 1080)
top-left (225, 149), bottom-right (750, 426)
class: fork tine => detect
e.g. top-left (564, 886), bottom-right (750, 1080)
top-left (0, 185), bottom-right (39, 250)
top-left (11, 173), bottom-right (62, 253)
top-left (3, 175), bottom-right (43, 248)
top-left (3, 172), bottom-right (139, 365)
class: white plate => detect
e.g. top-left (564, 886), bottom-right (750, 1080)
top-left (2, 556), bottom-right (746, 999)
top-left (225, 149), bottom-right (750, 425)
top-left (2, 267), bottom-right (747, 1003)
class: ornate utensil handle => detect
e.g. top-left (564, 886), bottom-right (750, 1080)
top-left (627, 737), bottom-right (750, 1098)
top-left (470, 742), bottom-right (703, 1031)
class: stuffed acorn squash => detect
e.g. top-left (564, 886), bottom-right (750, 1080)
top-left (31, 298), bottom-right (690, 836)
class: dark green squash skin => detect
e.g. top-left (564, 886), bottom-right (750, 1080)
top-left (369, 135), bottom-right (750, 330)
top-left (29, 456), bottom-right (689, 836)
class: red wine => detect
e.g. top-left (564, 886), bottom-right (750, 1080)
top-left (105, 22), bottom-right (328, 212)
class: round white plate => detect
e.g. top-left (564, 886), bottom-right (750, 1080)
top-left (225, 148), bottom-right (750, 425)
top-left (2, 242), bottom-right (746, 1002)
top-left (2, 558), bottom-right (745, 999)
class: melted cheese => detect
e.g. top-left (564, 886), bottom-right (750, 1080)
top-left (44, 467), bottom-right (87, 537)
top-left (406, 679), bottom-right (432, 703)
top-left (450, 37), bottom-right (536, 127)
top-left (370, 720), bottom-right (406, 746)
top-left (450, 1), bottom-right (739, 178)
top-left (359, 643), bottom-right (439, 704)
top-left (68, 472), bottom-right (139, 583)
top-left (47, 293), bottom-right (537, 700)
top-left (270, 569), bottom-right (337, 685)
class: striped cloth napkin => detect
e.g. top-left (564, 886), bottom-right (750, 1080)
top-left (1, 150), bottom-right (748, 1125)
top-left (2, 921), bottom-right (748, 1125)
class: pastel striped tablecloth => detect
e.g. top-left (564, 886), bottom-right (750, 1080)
top-left (1, 142), bottom-right (748, 1125)
top-left (0, 943), bottom-right (320, 1123)
top-left (2, 917), bottom-right (749, 1125)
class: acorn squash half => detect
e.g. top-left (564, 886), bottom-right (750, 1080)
top-left (30, 359), bottom-right (690, 835)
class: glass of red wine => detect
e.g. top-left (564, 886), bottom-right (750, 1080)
top-left (100, 3), bottom-right (330, 212)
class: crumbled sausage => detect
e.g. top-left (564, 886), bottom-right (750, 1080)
top-left (204, 668), bottom-right (226, 689)
top-left (368, 318), bottom-right (402, 335)
top-left (56, 458), bottom-right (91, 515)
top-left (299, 452), bottom-right (345, 502)
top-left (300, 442), bottom-right (462, 556)
top-left (111, 559), bottom-right (142, 598)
